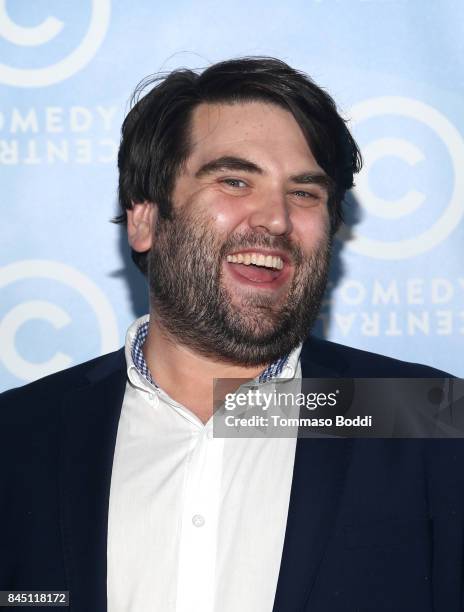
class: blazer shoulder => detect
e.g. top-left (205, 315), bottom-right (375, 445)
top-left (302, 336), bottom-right (452, 378)
top-left (0, 348), bottom-right (126, 423)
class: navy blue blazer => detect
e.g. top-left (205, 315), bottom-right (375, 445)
top-left (1, 336), bottom-right (463, 612)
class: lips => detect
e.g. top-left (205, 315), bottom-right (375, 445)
top-left (225, 261), bottom-right (289, 291)
top-left (230, 262), bottom-right (282, 283)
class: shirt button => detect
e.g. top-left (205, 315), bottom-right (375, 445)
top-left (206, 429), bottom-right (214, 440)
top-left (192, 514), bottom-right (205, 528)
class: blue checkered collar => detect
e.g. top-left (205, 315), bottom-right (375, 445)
top-left (127, 316), bottom-right (292, 387)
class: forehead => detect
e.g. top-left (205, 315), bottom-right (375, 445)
top-left (187, 101), bottom-right (321, 170)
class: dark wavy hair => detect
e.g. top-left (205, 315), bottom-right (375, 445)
top-left (115, 57), bottom-right (362, 274)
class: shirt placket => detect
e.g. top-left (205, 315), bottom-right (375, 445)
top-left (175, 425), bottom-right (224, 612)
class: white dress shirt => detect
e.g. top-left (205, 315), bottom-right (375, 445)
top-left (107, 315), bottom-right (302, 612)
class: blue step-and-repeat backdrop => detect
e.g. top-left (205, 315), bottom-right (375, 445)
top-left (1, 0), bottom-right (463, 391)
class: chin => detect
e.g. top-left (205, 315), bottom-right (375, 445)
top-left (225, 288), bottom-right (287, 315)
top-left (227, 313), bottom-right (286, 343)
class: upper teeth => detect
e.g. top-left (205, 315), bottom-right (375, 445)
top-left (226, 252), bottom-right (284, 270)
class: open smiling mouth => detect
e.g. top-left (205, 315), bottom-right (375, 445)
top-left (225, 252), bottom-right (288, 285)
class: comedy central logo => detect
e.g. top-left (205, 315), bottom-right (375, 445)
top-left (0, 260), bottom-right (119, 382)
top-left (0, 0), bottom-right (111, 87)
top-left (340, 97), bottom-right (464, 260)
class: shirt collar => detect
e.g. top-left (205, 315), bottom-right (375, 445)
top-left (125, 315), bottom-right (302, 391)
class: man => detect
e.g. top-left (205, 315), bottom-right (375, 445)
top-left (1, 57), bottom-right (463, 612)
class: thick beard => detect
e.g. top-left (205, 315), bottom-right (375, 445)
top-left (147, 207), bottom-right (331, 367)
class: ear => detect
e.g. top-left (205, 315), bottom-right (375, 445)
top-left (127, 201), bottom-right (158, 252)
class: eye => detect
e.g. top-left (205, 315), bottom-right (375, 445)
top-left (289, 190), bottom-right (325, 207)
top-left (221, 178), bottom-right (248, 188)
top-left (292, 190), bottom-right (320, 200)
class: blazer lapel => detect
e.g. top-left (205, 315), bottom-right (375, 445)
top-left (59, 350), bottom-right (126, 612)
top-left (272, 338), bottom-right (353, 612)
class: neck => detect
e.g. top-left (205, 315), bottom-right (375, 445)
top-left (142, 313), bottom-right (266, 424)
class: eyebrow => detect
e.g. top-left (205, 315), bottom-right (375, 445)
top-left (194, 155), bottom-right (332, 191)
top-left (288, 172), bottom-right (332, 191)
top-left (195, 156), bottom-right (263, 178)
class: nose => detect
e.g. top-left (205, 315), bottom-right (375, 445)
top-left (247, 191), bottom-right (293, 236)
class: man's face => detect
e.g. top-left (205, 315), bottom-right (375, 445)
top-left (147, 101), bottom-right (332, 366)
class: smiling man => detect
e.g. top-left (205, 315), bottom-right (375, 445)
top-left (1, 57), bottom-right (464, 612)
